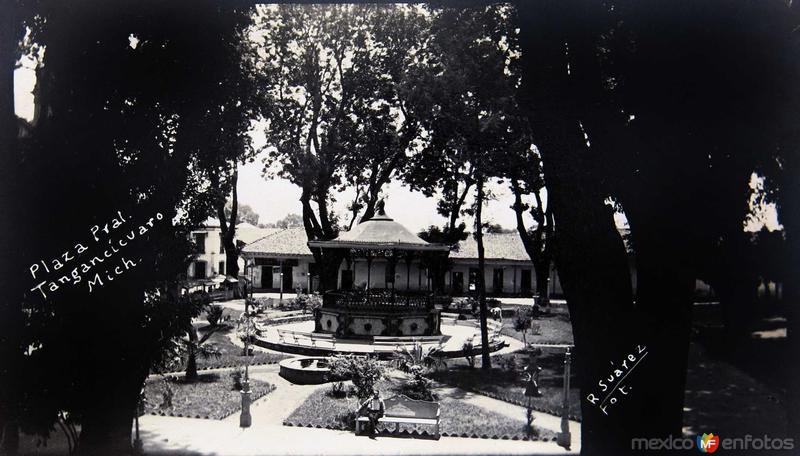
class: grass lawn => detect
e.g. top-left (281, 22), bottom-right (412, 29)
top-left (497, 304), bottom-right (574, 345)
top-left (285, 378), bottom-right (556, 441)
top-left (143, 372), bottom-right (274, 420)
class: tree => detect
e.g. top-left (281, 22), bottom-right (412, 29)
top-left (0, 2), bottom-right (256, 454)
top-left (250, 4), bottom-right (427, 289)
top-left (515, 0), bottom-right (800, 452)
top-left (507, 151), bottom-right (554, 306)
top-left (273, 213), bottom-right (303, 229)
top-left (225, 202), bottom-right (260, 226)
top-left (405, 4), bottom-right (527, 370)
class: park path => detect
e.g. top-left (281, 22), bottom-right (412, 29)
top-left (223, 364), bottom-right (326, 426)
top-left (138, 362), bottom-right (578, 455)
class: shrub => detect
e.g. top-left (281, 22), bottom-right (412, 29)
top-left (462, 297), bottom-right (479, 313)
top-left (457, 313), bottom-right (468, 321)
top-left (502, 356), bottom-right (518, 372)
top-left (486, 298), bottom-right (501, 307)
top-left (160, 377), bottom-right (174, 409)
top-left (514, 309), bottom-right (532, 344)
top-left (244, 298), bottom-right (267, 315)
top-left (330, 380), bottom-right (347, 398)
top-left (206, 304), bottom-right (225, 327)
top-left (463, 339), bottom-right (476, 368)
top-left (393, 343), bottom-right (445, 373)
top-left (401, 368), bottom-right (438, 402)
top-left (329, 355), bottom-right (383, 399)
top-left (229, 367), bottom-right (244, 391)
top-left (286, 292), bottom-right (322, 312)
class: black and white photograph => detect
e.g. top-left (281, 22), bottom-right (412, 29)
top-left (1, 0), bottom-right (798, 455)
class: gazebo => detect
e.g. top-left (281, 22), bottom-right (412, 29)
top-left (307, 202), bottom-right (451, 339)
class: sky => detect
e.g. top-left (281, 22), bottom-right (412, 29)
top-left (236, 149), bottom-right (528, 233)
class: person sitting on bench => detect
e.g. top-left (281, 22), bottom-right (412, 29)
top-left (358, 390), bottom-right (385, 438)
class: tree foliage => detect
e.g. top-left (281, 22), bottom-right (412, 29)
top-left (249, 4), bottom-right (428, 288)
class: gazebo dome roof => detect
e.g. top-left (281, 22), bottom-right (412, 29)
top-left (307, 203), bottom-right (450, 251)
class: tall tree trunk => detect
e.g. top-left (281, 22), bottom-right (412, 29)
top-left (534, 264), bottom-right (550, 305)
top-left (217, 169), bottom-right (240, 281)
top-left (516, 2), bottom-right (636, 453)
top-left (474, 177), bottom-right (491, 370)
top-left (510, 179), bottom-right (552, 304)
top-left (75, 371), bottom-right (144, 456)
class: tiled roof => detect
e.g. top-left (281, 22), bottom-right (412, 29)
top-left (241, 227), bottom-right (311, 257)
top-left (335, 212), bottom-right (432, 246)
top-left (450, 232), bottom-right (531, 262)
top-left (236, 226), bottom-right (281, 244)
top-left (242, 227), bottom-right (534, 262)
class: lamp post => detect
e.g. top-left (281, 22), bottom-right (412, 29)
top-left (239, 310), bottom-right (253, 428)
top-left (557, 347), bottom-right (572, 450)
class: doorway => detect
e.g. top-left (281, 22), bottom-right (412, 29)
top-left (261, 266), bottom-right (273, 288)
top-left (282, 265), bottom-right (293, 291)
top-left (452, 271), bottom-right (464, 294)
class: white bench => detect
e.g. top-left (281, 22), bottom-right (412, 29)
top-left (276, 329), bottom-right (336, 349)
top-left (356, 395), bottom-right (440, 439)
top-left (309, 332), bottom-right (336, 349)
top-left (373, 335), bottom-right (444, 349)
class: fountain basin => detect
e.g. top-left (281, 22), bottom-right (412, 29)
top-left (278, 357), bottom-right (331, 384)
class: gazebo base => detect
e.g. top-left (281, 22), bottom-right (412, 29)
top-left (314, 306), bottom-right (441, 339)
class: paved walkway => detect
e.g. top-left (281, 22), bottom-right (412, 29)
top-left (139, 363), bottom-right (578, 455)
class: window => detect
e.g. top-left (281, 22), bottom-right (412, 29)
top-left (219, 233), bottom-right (225, 254)
top-left (218, 261), bottom-right (225, 276)
top-left (193, 233), bottom-right (207, 253)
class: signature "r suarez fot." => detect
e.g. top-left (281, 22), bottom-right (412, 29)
top-left (586, 344), bottom-right (648, 416)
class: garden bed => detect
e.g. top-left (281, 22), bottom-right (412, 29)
top-left (143, 373), bottom-right (274, 420)
top-left (284, 378), bottom-right (557, 441)
top-left (194, 322), bottom-right (289, 370)
top-left (429, 350), bottom-right (581, 420)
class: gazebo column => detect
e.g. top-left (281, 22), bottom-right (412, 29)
top-left (389, 249), bottom-right (397, 303)
top-left (366, 251), bottom-right (373, 291)
top-left (348, 251), bottom-right (354, 290)
top-left (405, 251), bottom-right (413, 291)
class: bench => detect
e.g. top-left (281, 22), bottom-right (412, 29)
top-left (355, 395), bottom-right (440, 439)
top-left (276, 329), bottom-right (336, 349)
top-left (309, 332), bottom-right (336, 349)
top-left (276, 329), bottom-right (303, 345)
top-left (373, 335), bottom-right (444, 349)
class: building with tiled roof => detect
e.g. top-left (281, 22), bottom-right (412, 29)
top-left (239, 222), bottom-right (563, 297)
top-left (186, 219), bottom-right (277, 282)
top-left (450, 232), bottom-right (531, 262)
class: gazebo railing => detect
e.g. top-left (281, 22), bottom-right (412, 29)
top-left (322, 289), bottom-right (434, 311)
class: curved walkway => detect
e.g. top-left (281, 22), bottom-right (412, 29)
top-left (138, 363), bottom-right (578, 455)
